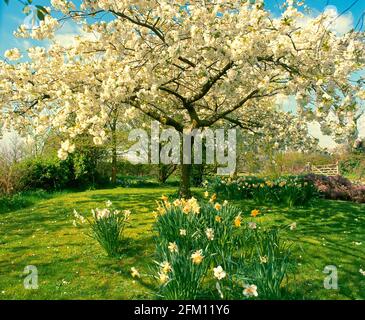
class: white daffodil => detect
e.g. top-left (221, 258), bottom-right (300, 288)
top-left (205, 228), bottom-right (214, 241)
top-left (243, 284), bottom-right (258, 298)
top-left (213, 266), bottom-right (226, 280)
top-left (168, 242), bottom-right (178, 253)
top-left (131, 267), bottom-right (140, 278)
top-left (290, 222), bottom-right (297, 230)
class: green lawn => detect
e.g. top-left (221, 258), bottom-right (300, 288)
top-left (0, 187), bottom-right (364, 300)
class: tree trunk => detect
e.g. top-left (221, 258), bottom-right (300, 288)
top-left (111, 116), bottom-right (118, 185)
top-left (179, 163), bottom-right (192, 198)
top-left (111, 138), bottom-right (117, 185)
top-left (191, 164), bottom-right (204, 187)
top-left (158, 164), bottom-right (177, 184)
top-left (178, 124), bottom-right (199, 198)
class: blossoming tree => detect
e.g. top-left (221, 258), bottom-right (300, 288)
top-left (0, 0), bottom-right (364, 196)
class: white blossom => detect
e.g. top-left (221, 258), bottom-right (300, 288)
top-left (4, 48), bottom-right (22, 61)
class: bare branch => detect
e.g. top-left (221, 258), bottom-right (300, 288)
top-left (187, 61), bottom-right (235, 104)
top-left (202, 89), bottom-right (260, 126)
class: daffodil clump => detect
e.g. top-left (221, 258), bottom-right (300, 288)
top-left (147, 194), bottom-right (295, 300)
top-left (73, 201), bottom-right (131, 257)
top-left (208, 175), bottom-right (317, 207)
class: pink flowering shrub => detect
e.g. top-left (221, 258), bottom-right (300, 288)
top-left (304, 174), bottom-right (365, 203)
top-left (348, 185), bottom-right (365, 203)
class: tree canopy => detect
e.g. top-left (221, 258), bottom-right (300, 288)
top-left (1, 0), bottom-right (364, 194)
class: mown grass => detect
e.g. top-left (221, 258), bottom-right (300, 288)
top-left (0, 190), bottom-right (69, 215)
top-left (0, 187), bottom-right (364, 300)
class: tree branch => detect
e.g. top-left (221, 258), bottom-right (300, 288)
top-left (128, 101), bottom-right (184, 132)
top-left (202, 89), bottom-right (260, 126)
top-left (187, 61), bottom-right (234, 104)
top-left (110, 10), bottom-right (165, 42)
top-left (223, 115), bottom-right (260, 133)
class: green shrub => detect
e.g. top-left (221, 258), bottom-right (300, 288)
top-left (339, 154), bottom-right (365, 179)
top-left (118, 160), bottom-right (155, 177)
top-left (0, 193), bottom-right (33, 214)
top-left (0, 190), bottom-right (61, 214)
top-left (16, 156), bottom-right (73, 191)
top-left (13, 145), bottom-right (109, 192)
top-left (207, 175), bottom-right (318, 207)
top-left (70, 146), bottom-right (109, 187)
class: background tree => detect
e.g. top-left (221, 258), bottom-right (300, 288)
top-left (0, 133), bottom-right (26, 194)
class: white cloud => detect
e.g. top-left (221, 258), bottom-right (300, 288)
top-left (53, 21), bottom-right (98, 47)
top-left (358, 114), bottom-right (365, 138)
top-left (295, 5), bottom-right (354, 36)
top-left (275, 95), bottom-right (297, 113)
top-left (323, 5), bottom-right (354, 35)
top-left (308, 121), bottom-right (338, 150)
top-left (274, 95), bottom-right (338, 149)
top-left (14, 39), bottom-right (32, 51)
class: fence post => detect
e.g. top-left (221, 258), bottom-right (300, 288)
top-left (305, 162), bottom-right (312, 172)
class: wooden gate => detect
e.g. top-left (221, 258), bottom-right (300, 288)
top-left (306, 162), bottom-right (339, 176)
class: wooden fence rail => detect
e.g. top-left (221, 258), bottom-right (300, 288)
top-left (305, 162), bottom-right (339, 176)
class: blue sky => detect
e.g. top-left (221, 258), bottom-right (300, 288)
top-left (0, 0), bottom-right (364, 148)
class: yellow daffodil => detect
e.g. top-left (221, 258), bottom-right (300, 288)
top-left (156, 201), bottom-right (166, 215)
top-left (191, 249), bottom-right (204, 265)
top-left (251, 209), bottom-right (261, 217)
top-left (209, 193), bottom-right (217, 203)
top-left (265, 181), bottom-right (274, 187)
top-left (234, 215), bottom-right (242, 227)
top-left (191, 203), bottom-right (200, 214)
top-left (214, 203), bottom-right (222, 211)
top-left (181, 197), bottom-right (201, 214)
top-left (160, 261), bottom-right (172, 273)
top-left (158, 272), bottom-right (169, 284)
top-left (260, 256), bottom-right (268, 264)
top-left (204, 191), bottom-right (209, 198)
top-left (215, 215), bottom-right (222, 223)
top-left (173, 199), bottom-right (182, 207)
top-left (183, 206), bottom-right (190, 214)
